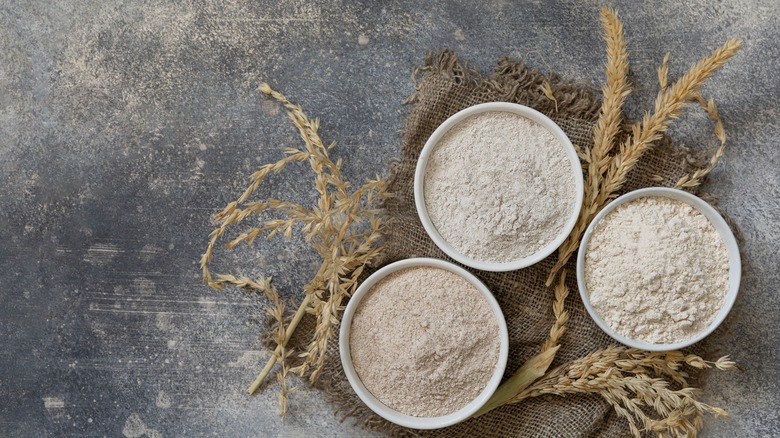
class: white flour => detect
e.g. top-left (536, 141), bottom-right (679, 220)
top-left (584, 197), bottom-right (729, 344)
top-left (424, 111), bottom-right (576, 263)
top-left (349, 266), bottom-right (500, 417)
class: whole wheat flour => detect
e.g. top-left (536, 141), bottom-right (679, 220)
top-left (423, 111), bottom-right (576, 263)
top-left (584, 197), bottom-right (729, 344)
top-left (349, 266), bottom-right (500, 417)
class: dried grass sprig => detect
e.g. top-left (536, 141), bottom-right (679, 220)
top-left (597, 37), bottom-right (740, 204)
top-left (513, 347), bottom-right (735, 437)
top-left (258, 277), bottom-right (296, 420)
top-left (206, 273), bottom-right (297, 419)
top-left (200, 84), bottom-right (389, 416)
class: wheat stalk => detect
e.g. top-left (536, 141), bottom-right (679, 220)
top-left (547, 6), bottom-right (631, 285)
top-left (598, 38), bottom-right (740, 202)
top-left (504, 8), bottom-right (632, 408)
top-left (675, 94), bottom-right (728, 188)
top-left (548, 31), bottom-right (741, 285)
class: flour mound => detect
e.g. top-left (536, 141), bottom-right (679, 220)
top-left (349, 266), bottom-right (500, 417)
top-left (584, 197), bottom-right (729, 344)
top-left (424, 111), bottom-right (576, 263)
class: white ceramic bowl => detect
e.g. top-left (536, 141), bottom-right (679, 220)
top-left (339, 258), bottom-right (509, 429)
top-left (414, 102), bottom-right (584, 272)
top-left (576, 187), bottom-right (741, 351)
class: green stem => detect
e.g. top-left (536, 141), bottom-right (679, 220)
top-left (472, 346), bottom-right (559, 418)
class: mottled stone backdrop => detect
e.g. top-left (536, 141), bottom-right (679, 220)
top-left (1, 0), bottom-right (778, 436)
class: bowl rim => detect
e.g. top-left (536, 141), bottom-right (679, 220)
top-left (339, 257), bottom-right (510, 429)
top-left (575, 187), bottom-right (741, 351)
top-left (413, 102), bottom-right (584, 272)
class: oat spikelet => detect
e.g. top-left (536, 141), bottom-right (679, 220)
top-left (200, 83), bottom-right (389, 415)
top-left (259, 278), bottom-right (295, 420)
top-left (207, 274), bottom-right (298, 418)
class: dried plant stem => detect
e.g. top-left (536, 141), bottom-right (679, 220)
top-left (478, 274), bottom-right (569, 415)
top-left (217, 276), bottom-right (296, 419)
top-left (675, 94), bottom-right (728, 188)
top-left (541, 271), bottom-right (570, 352)
top-left (512, 348), bottom-right (736, 437)
top-left (247, 294), bottom-right (313, 395)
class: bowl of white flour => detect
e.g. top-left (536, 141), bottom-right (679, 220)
top-left (339, 258), bottom-right (509, 429)
top-left (414, 102), bottom-right (584, 271)
top-left (576, 187), bottom-right (741, 351)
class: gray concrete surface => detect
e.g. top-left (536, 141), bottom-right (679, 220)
top-left (1, 0), bottom-right (778, 436)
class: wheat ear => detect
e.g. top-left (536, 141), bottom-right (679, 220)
top-left (547, 6), bottom-right (631, 285)
top-left (548, 37), bottom-right (741, 285)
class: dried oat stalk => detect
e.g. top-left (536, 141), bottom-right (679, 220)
top-left (200, 84), bottom-right (389, 416)
top-left (515, 348), bottom-right (736, 438)
top-left (482, 7), bottom-right (740, 435)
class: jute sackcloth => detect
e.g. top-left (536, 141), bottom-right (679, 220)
top-left (278, 50), bottom-right (724, 437)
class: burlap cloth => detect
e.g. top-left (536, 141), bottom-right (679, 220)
top-left (280, 50), bottom-right (722, 437)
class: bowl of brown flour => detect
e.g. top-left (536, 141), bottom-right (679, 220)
top-left (577, 187), bottom-right (741, 351)
top-left (414, 102), bottom-right (584, 272)
top-left (339, 258), bottom-right (509, 429)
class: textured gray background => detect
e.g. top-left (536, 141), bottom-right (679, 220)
top-left (1, 0), bottom-right (778, 436)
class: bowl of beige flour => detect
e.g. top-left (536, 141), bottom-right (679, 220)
top-left (414, 102), bottom-right (584, 271)
top-left (577, 187), bottom-right (741, 351)
top-left (339, 258), bottom-right (509, 429)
